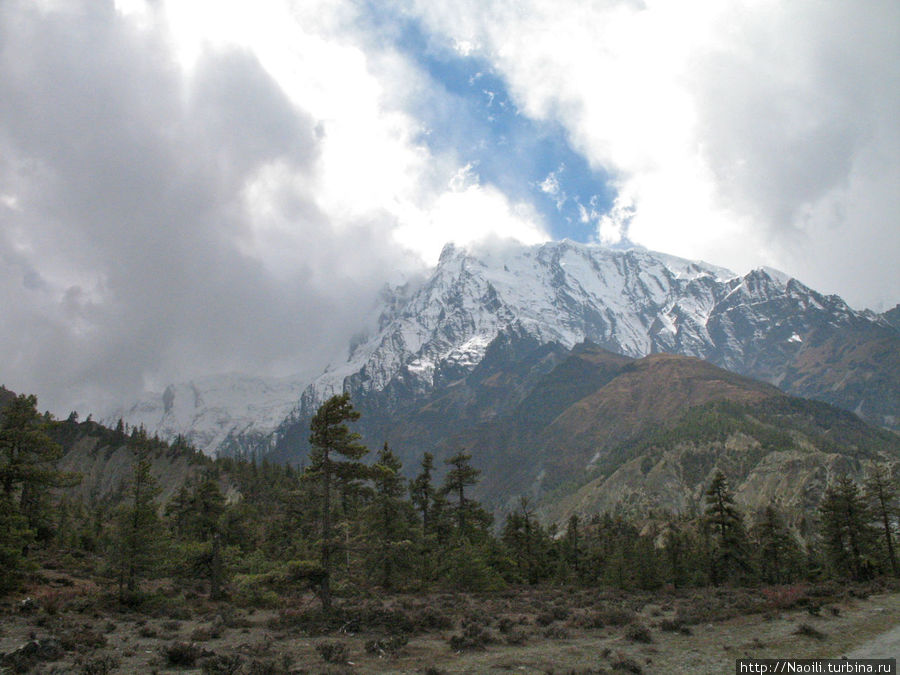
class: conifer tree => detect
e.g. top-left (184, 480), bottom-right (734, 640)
top-left (306, 393), bottom-right (369, 611)
top-left (410, 452), bottom-right (436, 536)
top-left (0, 494), bottom-right (32, 594)
top-left (864, 464), bottom-right (899, 576)
top-left (819, 474), bottom-right (878, 580)
top-left (441, 450), bottom-right (490, 539)
top-left (501, 497), bottom-right (550, 584)
top-left (750, 503), bottom-right (801, 584)
top-left (114, 439), bottom-right (161, 602)
top-left (0, 394), bottom-right (78, 542)
top-left (365, 443), bottom-right (415, 589)
top-left (702, 470), bottom-right (750, 584)
top-left (167, 472), bottom-right (228, 598)
top-left (560, 514), bottom-right (582, 582)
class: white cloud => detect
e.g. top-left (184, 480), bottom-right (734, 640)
top-left (0, 0), bottom-right (549, 414)
top-left (408, 0), bottom-right (900, 309)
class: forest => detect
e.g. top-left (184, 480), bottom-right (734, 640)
top-left (2, 390), bottom-right (899, 673)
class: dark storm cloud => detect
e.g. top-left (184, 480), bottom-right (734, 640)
top-left (0, 1), bottom-right (406, 413)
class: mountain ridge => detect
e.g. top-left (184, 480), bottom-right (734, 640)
top-left (105, 239), bottom-right (899, 455)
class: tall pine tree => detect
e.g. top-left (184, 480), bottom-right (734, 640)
top-left (306, 393), bottom-right (369, 611)
top-left (703, 470), bottom-right (750, 585)
top-left (819, 474), bottom-right (878, 580)
top-left (113, 437), bottom-right (161, 602)
top-left (864, 464), bottom-right (899, 576)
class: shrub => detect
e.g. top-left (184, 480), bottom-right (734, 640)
top-left (761, 585), bottom-right (806, 610)
top-left (570, 610), bottom-right (606, 629)
top-left (536, 606), bottom-right (570, 626)
top-left (504, 628), bottom-right (528, 645)
top-left (201, 654), bottom-right (244, 675)
top-left (612, 658), bottom-right (643, 673)
top-left (80, 655), bottom-right (119, 675)
top-left (449, 619), bottom-right (494, 651)
top-left (246, 655), bottom-right (293, 675)
top-left (625, 624), bottom-right (652, 643)
top-left (161, 641), bottom-right (206, 667)
top-left (364, 634), bottom-right (408, 657)
top-left (793, 623), bottom-right (825, 640)
top-left (411, 606), bottom-right (454, 631)
top-left (658, 618), bottom-right (691, 635)
top-left (598, 606), bottom-right (636, 626)
top-left (59, 627), bottom-right (107, 652)
top-left (542, 625), bottom-right (570, 639)
top-left (315, 641), bottom-right (349, 664)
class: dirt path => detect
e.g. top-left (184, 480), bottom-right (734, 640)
top-left (846, 622), bottom-right (900, 660)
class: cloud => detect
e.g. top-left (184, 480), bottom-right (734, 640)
top-left (407, 0), bottom-right (900, 309)
top-left (0, 0), bottom-right (547, 414)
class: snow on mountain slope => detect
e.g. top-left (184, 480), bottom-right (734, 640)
top-left (104, 374), bottom-right (307, 455)
top-left (298, 240), bottom-right (747, 412)
top-left (110, 239), bottom-right (897, 456)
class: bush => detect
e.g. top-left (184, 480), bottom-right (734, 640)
top-left (570, 610), bottom-right (606, 629)
top-left (81, 655), bottom-right (120, 675)
top-left (612, 658), bottom-right (643, 673)
top-left (161, 641), bottom-right (207, 667)
top-left (658, 618), bottom-right (691, 635)
top-left (625, 624), bottom-right (652, 643)
top-left (793, 623), bottom-right (825, 640)
top-left (59, 627), bottom-right (107, 653)
top-left (504, 628), bottom-right (528, 645)
top-left (449, 619), bottom-right (494, 651)
top-left (411, 606), bottom-right (454, 632)
top-left (246, 655), bottom-right (293, 675)
top-left (364, 634), bottom-right (408, 657)
top-left (315, 641), bottom-right (349, 664)
top-left (542, 625), bottom-right (570, 639)
top-left (598, 606), bottom-right (636, 626)
top-left (201, 654), bottom-right (244, 675)
top-left (536, 606), bottom-right (570, 626)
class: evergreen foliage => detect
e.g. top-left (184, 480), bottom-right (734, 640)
top-left (863, 463), bottom-right (899, 576)
top-left (750, 503), bottom-right (803, 584)
top-left (702, 470), bottom-right (751, 584)
top-left (113, 433), bottom-right (162, 602)
top-left (819, 474), bottom-right (879, 580)
top-left (4, 386), bottom-right (900, 605)
top-left (306, 393), bottom-right (370, 610)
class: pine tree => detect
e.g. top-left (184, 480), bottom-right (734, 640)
top-left (0, 493), bottom-right (33, 594)
top-left (863, 464), bottom-right (899, 576)
top-left (167, 472), bottom-right (228, 598)
top-left (306, 393), bottom-right (369, 611)
top-left (410, 452), bottom-right (436, 536)
top-left (819, 474), bottom-right (878, 580)
top-left (560, 514), bottom-right (582, 582)
top-left (0, 394), bottom-right (78, 542)
top-left (501, 497), bottom-right (550, 584)
top-left (114, 441), bottom-right (162, 602)
top-left (750, 503), bottom-right (801, 584)
top-left (702, 470), bottom-right (750, 584)
top-left (441, 450), bottom-right (490, 539)
top-left (365, 443), bottom-right (415, 589)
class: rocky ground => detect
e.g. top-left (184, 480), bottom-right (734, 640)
top-left (2, 572), bottom-right (899, 674)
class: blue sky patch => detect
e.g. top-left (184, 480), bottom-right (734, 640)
top-left (364, 7), bottom-right (616, 242)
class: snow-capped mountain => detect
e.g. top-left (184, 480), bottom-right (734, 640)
top-left (295, 239), bottom-right (897, 429)
top-left (104, 374), bottom-right (306, 456)
top-left (109, 239), bottom-right (899, 456)
top-left (299, 241), bottom-right (736, 409)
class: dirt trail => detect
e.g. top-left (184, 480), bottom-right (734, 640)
top-left (846, 622), bottom-right (900, 660)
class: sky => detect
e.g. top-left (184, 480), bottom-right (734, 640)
top-left (1, 0), bottom-right (898, 416)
